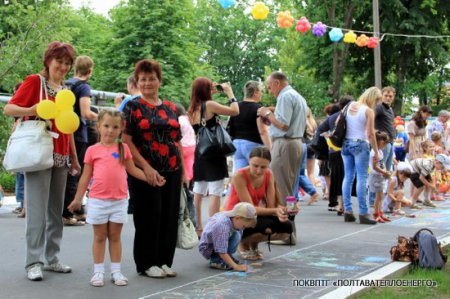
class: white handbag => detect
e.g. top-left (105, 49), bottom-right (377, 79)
top-left (3, 75), bottom-right (56, 172)
top-left (176, 188), bottom-right (199, 250)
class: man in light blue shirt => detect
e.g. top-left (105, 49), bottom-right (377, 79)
top-left (258, 72), bottom-right (308, 245)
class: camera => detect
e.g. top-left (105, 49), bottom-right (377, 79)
top-left (215, 84), bottom-right (224, 92)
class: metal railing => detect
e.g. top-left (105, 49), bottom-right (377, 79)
top-left (0, 90), bottom-right (121, 106)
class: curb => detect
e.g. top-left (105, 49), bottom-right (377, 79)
top-left (319, 234), bottom-right (450, 299)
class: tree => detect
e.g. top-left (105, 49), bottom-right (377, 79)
top-left (0, 0), bottom-right (72, 92)
top-left (101, 0), bottom-right (209, 106)
top-left (194, 0), bottom-right (281, 101)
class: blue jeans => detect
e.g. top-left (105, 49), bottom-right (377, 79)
top-left (369, 142), bottom-right (393, 205)
top-left (15, 172), bottom-right (25, 208)
top-left (341, 140), bottom-right (370, 215)
top-left (232, 139), bottom-right (262, 173)
top-left (210, 230), bottom-right (240, 263)
top-left (294, 144), bottom-right (317, 199)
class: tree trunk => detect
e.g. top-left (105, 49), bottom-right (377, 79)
top-left (327, 2), bottom-right (355, 101)
top-left (393, 54), bottom-right (407, 115)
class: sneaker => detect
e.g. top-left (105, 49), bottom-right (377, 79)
top-left (161, 265), bottom-right (177, 277)
top-left (43, 262), bottom-right (72, 273)
top-left (210, 260), bottom-right (232, 270)
top-left (90, 272), bottom-right (104, 287)
top-left (27, 264), bottom-right (43, 281)
top-left (145, 266), bottom-right (166, 278)
top-left (423, 200), bottom-right (436, 208)
top-left (111, 271), bottom-right (128, 286)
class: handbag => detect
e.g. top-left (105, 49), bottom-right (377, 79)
top-left (196, 101), bottom-right (236, 157)
top-left (3, 75), bottom-right (55, 172)
top-left (176, 188), bottom-right (199, 249)
top-left (328, 101), bottom-right (353, 149)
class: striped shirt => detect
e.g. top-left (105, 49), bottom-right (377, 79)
top-left (198, 212), bottom-right (242, 259)
top-left (410, 158), bottom-right (435, 177)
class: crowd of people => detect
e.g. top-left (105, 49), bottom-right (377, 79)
top-left (3, 41), bottom-right (450, 285)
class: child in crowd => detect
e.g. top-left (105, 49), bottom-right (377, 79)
top-left (431, 132), bottom-right (448, 155)
top-left (369, 131), bottom-right (392, 223)
top-left (382, 162), bottom-right (413, 215)
top-left (68, 109), bottom-right (149, 287)
top-left (393, 124), bottom-right (408, 162)
top-left (198, 202), bottom-right (257, 271)
top-left (409, 154), bottom-right (450, 208)
top-left (434, 154), bottom-right (450, 200)
top-left (421, 140), bottom-right (436, 159)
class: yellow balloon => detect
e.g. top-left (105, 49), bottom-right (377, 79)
top-left (55, 110), bottom-right (80, 134)
top-left (343, 30), bottom-right (357, 43)
top-left (251, 2), bottom-right (269, 20)
top-left (36, 100), bottom-right (58, 119)
top-left (55, 89), bottom-right (76, 111)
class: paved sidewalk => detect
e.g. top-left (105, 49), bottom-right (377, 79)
top-left (0, 195), bottom-right (449, 299)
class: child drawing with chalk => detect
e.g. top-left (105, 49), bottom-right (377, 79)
top-left (198, 202), bottom-right (257, 271)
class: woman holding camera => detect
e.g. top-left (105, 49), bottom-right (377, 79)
top-left (188, 77), bottom-right (239, 237)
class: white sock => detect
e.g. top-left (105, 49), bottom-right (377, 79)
top-left (111, 262), bottom-right (121, 274)
top-left (94, 263), bottom-right (104, 273)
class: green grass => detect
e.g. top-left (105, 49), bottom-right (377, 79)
top-left (358, 249), bottom-right (450, 299)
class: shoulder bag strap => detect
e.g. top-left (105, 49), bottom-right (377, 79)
top-left (200, 101), bottom-right (206, 127)
top-left (38, 74), bottom-right (49, 102)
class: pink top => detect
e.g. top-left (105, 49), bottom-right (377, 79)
top-left (178, 115), bottom-right (196, 147)
top-left (225, 168), bottom-right (271, 210)
top-left (85, 143), bottom-right (132, 200)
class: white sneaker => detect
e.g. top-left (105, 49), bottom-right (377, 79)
top-left (161, 265), bottom-right (177, 277)
top-left (43, 262), bottom-right (72, 273)
top-left (145, 266), bottom-right (166, 278)
top-left (27, 264), bottom-right (43, 281)
top-left (111, 271), bottom-right (128, 286)
top-left (90, 271), bottom-right (104, 287)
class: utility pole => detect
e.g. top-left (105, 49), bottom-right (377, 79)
top-left (373, 0), bottom-right (382, 88)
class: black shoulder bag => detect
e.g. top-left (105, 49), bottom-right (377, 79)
top-left (196, 101), bottom-right (236, 157)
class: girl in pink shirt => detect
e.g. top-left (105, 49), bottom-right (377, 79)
top-left (68, 109), bottom-right (149, 287)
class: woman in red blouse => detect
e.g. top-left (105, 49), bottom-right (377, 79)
top-left (4, 41), bottom-right (80, 281)
top-left (122, 59), bottom-right (183, 278)
top-left (225, 146), bottom-right (293, 260)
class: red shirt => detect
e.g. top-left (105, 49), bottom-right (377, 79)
top-left (9, 74), bottom-right (71, 162)
top-left (225, 168), bottom-right (271, 210)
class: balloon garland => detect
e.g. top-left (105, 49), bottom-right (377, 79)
top-left (216, 1), bottom-right (383, 49)
top-left (36, 89), bottom-right (80, 134)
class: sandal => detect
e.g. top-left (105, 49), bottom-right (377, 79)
top-left (63, 217), bottom-right (85, 226)
top-left (336, 208), bottom-right (344, 216)
top-left (196, 228), bottom-right (203, 239)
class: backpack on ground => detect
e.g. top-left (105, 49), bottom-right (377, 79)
top-left (328, 101), bottom-right (352, 149)
top-left (390, 228), bottom-right (447, 269)
top-left (413, 228), bottom-right (447, 269)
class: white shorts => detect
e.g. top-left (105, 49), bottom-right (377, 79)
top-left (86, 198), bottom-right (128, 225)
top-left (193, 179), bottom-right (225, 197)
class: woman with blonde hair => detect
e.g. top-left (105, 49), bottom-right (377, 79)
top-left (341, 87), bottom-right (380, 225)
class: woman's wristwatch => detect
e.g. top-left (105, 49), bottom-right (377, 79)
top-left (228, 97), bottom-right (237, 104)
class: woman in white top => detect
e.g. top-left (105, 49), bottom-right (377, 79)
top-left (341, 87), bottom-right (380, 225)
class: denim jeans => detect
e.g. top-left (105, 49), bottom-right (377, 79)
top-left (15, 172), bottom-right (25, 208)
top-left (294, 144), bottom-right (317, 199)
top-left (369, 142), bottom-right (393, 205)
top-left (210, 230), bottom-right (240, 263)
top-left (232, 139), bottom-right (263, 173)
top-left (341, 140), bottom-right (370, 215)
